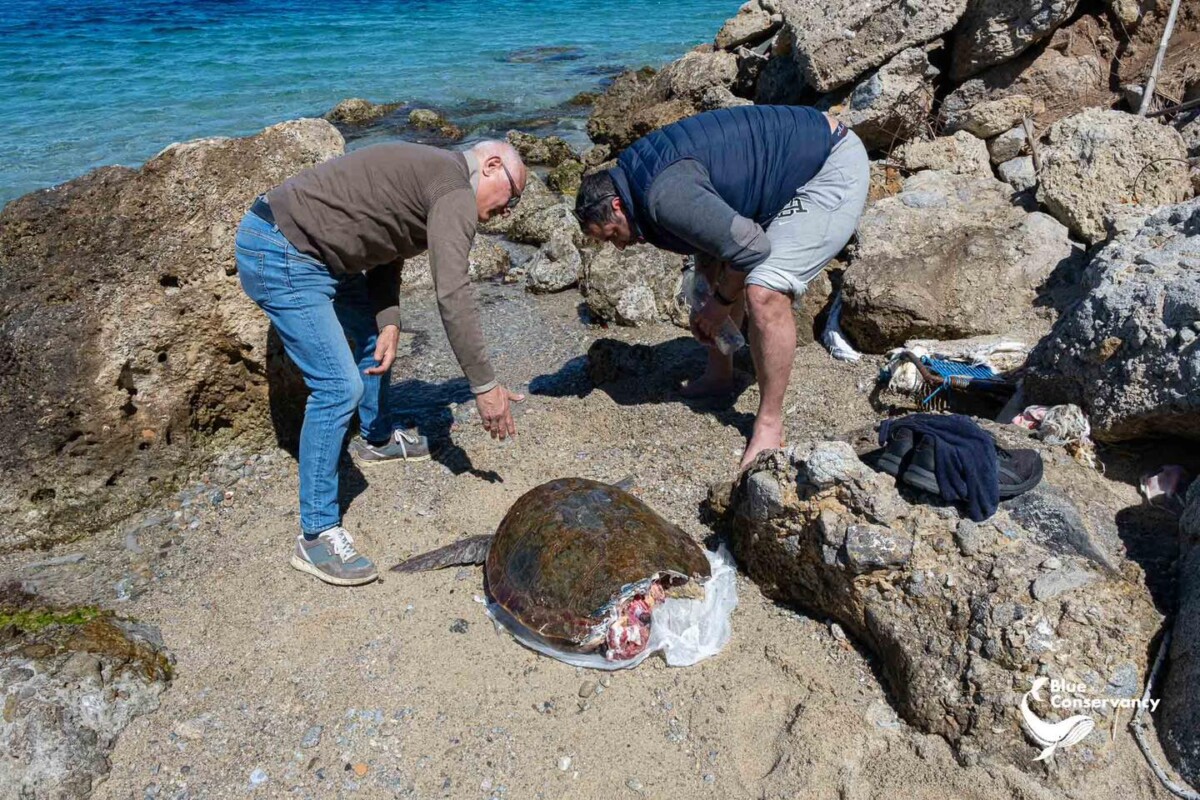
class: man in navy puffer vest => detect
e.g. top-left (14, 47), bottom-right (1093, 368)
top-left (575, 105), bottom-right (869, 470)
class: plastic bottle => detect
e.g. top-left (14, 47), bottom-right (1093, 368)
top-left (677, 264), bottom-right (746, 356)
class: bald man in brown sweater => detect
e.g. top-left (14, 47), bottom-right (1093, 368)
top-left (235, 139), bottom-right (527, 586)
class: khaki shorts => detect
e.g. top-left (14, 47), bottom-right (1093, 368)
top-left (745, 129), bottom-right (870, 298)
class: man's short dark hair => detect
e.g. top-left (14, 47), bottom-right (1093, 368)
top-left (574, 170), bottom-right (619, 227)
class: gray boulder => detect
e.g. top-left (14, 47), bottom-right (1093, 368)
top-left (715, 0), bottom-right (782, 50)
top-left (0, 589), bottom-right (172, 798)
top-left (1025, 199), bottom-right (1200, 441)
top-left (841, 169), bottom-right (1076, 351)
top-left (581, 244), bottom-right (688, 327)
top-left (941, 16), bottom-right (1117, 138)
top-left (824, 46), bottom-right (940, 152)
top-left (778, 0), bottom-right (966, 92)
top-left (998, 155), bottom-right (1037, 192)
top-left (892, 131), bottom-right (992, 176)
top-left (1164, 482), bottom-right (1200, 787)
top-left (1037, 109), bottom-right (1193, 244)
top-left (950, 0), bottom-right (1081, 80)
top-left (988, 126), bottom-right (1027, 163)
top-left (724, 437), bottom-right (1161, 775)
top-left (507, 203), bottom-right (583, 248)
top-left (525, 229), bottom-right (582, 294)
top-left (586, 50), bottom-right (739, 150)
top-left (0, 119), bottom-right (343, 553)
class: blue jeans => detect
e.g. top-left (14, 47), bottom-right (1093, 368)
top-left (235, 211), bottom-right (393, 535)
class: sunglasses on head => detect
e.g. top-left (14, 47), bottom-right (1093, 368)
top-left (572, 194), bottom-right (617, 225)
top-left (501, 162), bottom-right (522, 211)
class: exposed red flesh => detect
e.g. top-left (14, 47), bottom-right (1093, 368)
top-left (605, 581), bottom-right (669, 660)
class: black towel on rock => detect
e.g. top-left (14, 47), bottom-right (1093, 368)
top-left (879, 413), bottom-right (999, 522)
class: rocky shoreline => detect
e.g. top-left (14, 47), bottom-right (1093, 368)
top-left (3, 0), bottom-right (1200, 796)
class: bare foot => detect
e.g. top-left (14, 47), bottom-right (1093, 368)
top-left (680, 372), bottom-right (736, 399)
top-left (739, 419), bottom-right (784, 471)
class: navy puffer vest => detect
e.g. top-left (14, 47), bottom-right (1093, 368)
top-left (611, 105), bottom-right (833, 252)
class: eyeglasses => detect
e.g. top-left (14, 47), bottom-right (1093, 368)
top-left (501, 162), bottom-right (522, 211)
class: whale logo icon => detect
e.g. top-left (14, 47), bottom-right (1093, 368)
top-left (1019, 677), bottom-right (1096, 761)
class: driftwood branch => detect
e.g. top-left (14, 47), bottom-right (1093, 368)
top-left (1147, 96), bottom-right (1200, 118)
top-left (1138, 0), bottom-right (1183, 116)
top-left (1022, 117), bottom-right (1042, 173)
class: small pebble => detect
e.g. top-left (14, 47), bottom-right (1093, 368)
top-left (248, 768), bottom-right (268, 787)
top-left (579, 681), bottom-right (597, 698)
top-left (449, 618), bottom-right (469, 634)
top-left (703, 773), bottom-right (716, 784)
top-left (626, 778), bottom-right (644, 793)
top-left (830, 622), bottom-right (847, 642)
top-left (599, 676), bottom-right (611, 688)
top-left (300, 725), bottom-right (323, 749)
top-left (558, 756), bottom-right (572, 771)
top-left (353, 763), bottom-right (368, 777)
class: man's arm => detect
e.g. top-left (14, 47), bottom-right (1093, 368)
top-left (646, 159), bottom-right (771, 274)
top-left (426, 188), bottom-right (496, 393)
top-left (366, 261), bottom-right (402, 330)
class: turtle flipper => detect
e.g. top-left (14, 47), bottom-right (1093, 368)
top-left (390, 535), bottom-right (493, 572)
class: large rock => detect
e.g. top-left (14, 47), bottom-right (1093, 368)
top-left (823, 46), bottom-right (940, 152)
top-left (505, 131), bottom-right (577, 167)
top-left (0, 587), bottom-right (172, 798)
top-left (1025, 199), bottom-right (1200, 441)
top-left (778, 0), bottom-right (967, 92)
top-left (950, 0), bottom-right (1080, 80)
top-left (324, 97), bottom-right (401, 126)
top-left (841, 170), bottom-right (1077, 351)
top-left (941, 16), bottom-right (1118, 138)
top-left (507, 203), bottom-right (582, 248)
top-left (892, 131), bottom-right (992, 176)
top-left (399, 236), bottom-right (511, 288)
top-left (1037, 109), bottom-right (1193, 244)
top-left (586, 51), bottom-right (739, 151)
top-left (525, 229), bottom-right (582, 294)
top-left (0, 119), bottom-right (343, 553)
top-left (754, 28), bottom-right (806, 105)
top-left (715, 0), bottom-right (782, 50)
top-left (581, 244), bottom-right (688, 327)
top-left (1164, 482), bottom-right (1200, 787)
top-left (725, 436), bottom-right (1160, 774)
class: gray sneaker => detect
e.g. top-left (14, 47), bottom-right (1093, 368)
top-left (290, 527), bottom-right (378, 586)
top-left (349, 429), bottom-right (432, 466)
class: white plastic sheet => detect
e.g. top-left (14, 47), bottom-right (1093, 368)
top-left (483, 546), bottom-right (738, 670)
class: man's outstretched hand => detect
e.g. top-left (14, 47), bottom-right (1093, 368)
top-left (365, 325), bottom-right (400, 375)
top-left (476, 384), bottom-right (525, 440)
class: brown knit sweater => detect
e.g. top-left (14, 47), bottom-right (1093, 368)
top-left (268, 143), bottom-right (494, 392)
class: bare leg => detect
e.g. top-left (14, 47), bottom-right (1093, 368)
top-left (681, 293), bottom-right (745, 397)
top-left (740, 285), bottom-right (795, 470)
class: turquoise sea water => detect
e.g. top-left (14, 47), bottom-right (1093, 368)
top-left (0, 0), bottom-right (733, 206)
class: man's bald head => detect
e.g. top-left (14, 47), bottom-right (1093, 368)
top-left (470, 140), bottom-right (527, 221)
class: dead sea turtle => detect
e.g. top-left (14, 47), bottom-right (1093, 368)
top-left (391, 478), bottom-right (711, 660)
